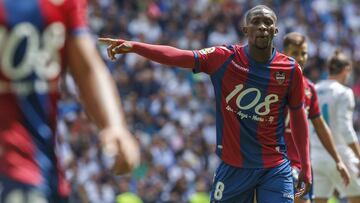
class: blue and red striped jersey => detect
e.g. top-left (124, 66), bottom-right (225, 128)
top-left (193, 44), bottom-right (305, 168)
top-left (0, 0), bottom-right (88, 197)
top-left (284, 77), bottom-right (321, 170)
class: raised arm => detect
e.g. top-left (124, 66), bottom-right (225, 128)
top-left (66, 34), bottom-right (140, 175)
top-left (99, 38), bottom-right (195, 69)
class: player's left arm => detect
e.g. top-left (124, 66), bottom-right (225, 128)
top-left (311, 116), bottom-right (351, 184)
top-left (338, 90), bottom-right (360, 166)
top-left (287, 63), bottom-right (311, 195)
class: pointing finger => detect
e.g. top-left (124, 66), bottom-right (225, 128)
top-left (98, 38), bottom-right (117, 45)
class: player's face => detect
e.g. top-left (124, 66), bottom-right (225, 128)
top-left (243, 10), bottom-right (278, 50)
top-left (284, 43), bottom-right (308, 68)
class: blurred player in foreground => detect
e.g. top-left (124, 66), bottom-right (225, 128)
top-left (0, 0), bottom-right (140, 202)
top-left (100, 5), bottom-right (311, 203)
top-left (311, 50), bottom-right (360, 203)
top-left (282, 32), bottom-right (350, 203)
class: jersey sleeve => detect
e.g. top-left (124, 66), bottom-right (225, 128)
top-left (64, 0), bottom-right (88, 36)
top-left (287, 63), bottom-right (305, 109)
top-left (193, 46), bottom-right (234, 75)
top-left (308, 82), bottom-right (321, 119)
top-left (336, 89), bottom-right (358, 145)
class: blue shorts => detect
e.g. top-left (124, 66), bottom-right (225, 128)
top-left (292, 168), bottom-right (314, 201)
top-left (0, 175), bottom-right (68, 203)
top-left (210, 160), bottom-right (294, 203)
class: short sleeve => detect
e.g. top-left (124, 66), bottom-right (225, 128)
top-left (64, 0), bottom-right (88, 36)
top-left (193, 46), bottom-right (233, 75)
top-left (308, 82), bottom-right (321, 119)
top-left (287, 63), bottom-right (305, 109)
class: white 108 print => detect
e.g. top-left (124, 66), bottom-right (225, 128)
top-left (225, 84), bottom-right (279, 116)
top-left (0, 22), bottom-right (65, 94)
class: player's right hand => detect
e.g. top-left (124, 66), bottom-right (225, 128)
top-left (336, 161), bottom-right (351, 186)
top-left (295, 170), bottom-right (311, 198)
top-left (99, 127), bottom-right (140, 175)
top-left (98, 38), bottom-right (133, 60)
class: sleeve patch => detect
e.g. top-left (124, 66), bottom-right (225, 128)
top-left (199, 47), bottom-right (216, 55)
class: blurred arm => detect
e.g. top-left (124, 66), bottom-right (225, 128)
top-left (349, 143), bottom-right (360, 160)
top-left (66, 34), bottom-right (127, 130)
top-left (336, 90), bottom-right (360, 159)
top-left (311, 116), bottom-right (342, 163)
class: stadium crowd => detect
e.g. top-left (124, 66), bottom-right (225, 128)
top-left (56, 0), bottom-right (360, 202)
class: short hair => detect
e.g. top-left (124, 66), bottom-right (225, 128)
top-left (243, 5), bottom-right (277, 26)
top-left (283, 32), bottom-right (306, 50)
top-left (327, 49), bottom-right (351, 75)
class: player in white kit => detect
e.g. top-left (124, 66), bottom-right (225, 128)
top-left (310, 50), bottom-right (360, 203)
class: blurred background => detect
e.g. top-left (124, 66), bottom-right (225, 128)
top-left (57, 0), bottom-right (360, 202)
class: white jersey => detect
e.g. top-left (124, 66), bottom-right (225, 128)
top-left (311, 79), bottom-right (360, 198)
top-left (310, 79), bottom-right (358, 153)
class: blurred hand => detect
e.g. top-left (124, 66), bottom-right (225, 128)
top-left (98, 38), bottom-right (133, 60)
top-left (336, 161), bottom-right (351, 186)
top-left (295, 170), bottom-right (311, 198)
top-left (99, 127), bottom-right (140, 175)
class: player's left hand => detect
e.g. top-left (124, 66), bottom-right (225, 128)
top-left (336, 161), bottom-right (351, 185)
top-left (295, 171), bottom-right (311, 198)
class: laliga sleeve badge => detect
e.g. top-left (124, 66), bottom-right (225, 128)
top-left (199, 47), bottom-right (216, 55)
top-left (274, 71), bottom-right (286, 85)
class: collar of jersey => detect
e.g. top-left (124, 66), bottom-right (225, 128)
top-left (244, 44), bottom-right (277, 67)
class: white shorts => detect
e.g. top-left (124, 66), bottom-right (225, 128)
top-left (312, 147), bottom-right (360, 199)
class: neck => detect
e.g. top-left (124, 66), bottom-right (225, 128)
top-left (329, 75), bottom-right (345, 84)
top-left (248, 44), bottom-right (274, 63)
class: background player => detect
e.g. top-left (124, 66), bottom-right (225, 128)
top-left (282, 32), bottom-right (350, 203)
top-left (311, 50), bottom-right (360, 203)
top-left (0, 0), bottom-right (140, 202)
top-left (100, 5), bottom-right (311, 202)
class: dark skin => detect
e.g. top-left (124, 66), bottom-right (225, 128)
top-left (244, 9), bottom-right (310, 198)
top-left (242, 9), bottom-right (278, 63)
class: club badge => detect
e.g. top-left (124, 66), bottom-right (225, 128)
top-left (275, 71), bottom-right (286, 84)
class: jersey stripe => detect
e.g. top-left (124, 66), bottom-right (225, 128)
top-left (17, 94), bottom-right (57, 194)
top-left (211, 49), bottom-right (235, 159)
top-left (242, 46), bottom-right (275, 167)
top-left (4, 0), bottom-right (43, 29)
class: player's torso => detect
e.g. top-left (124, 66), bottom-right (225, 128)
top-left (221, 46), bottom-right (294, 135)
top-left (215, 45), bottom-right (296, 168)
top-left (0, 0), bottom-right (75, 190)
top-left (314, 80), bottom-right (347, 145)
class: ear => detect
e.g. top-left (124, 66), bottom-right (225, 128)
top-left (274, 27), bottom-right (279, 36)
top-left (242, 26), bottom-right (249, 37)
